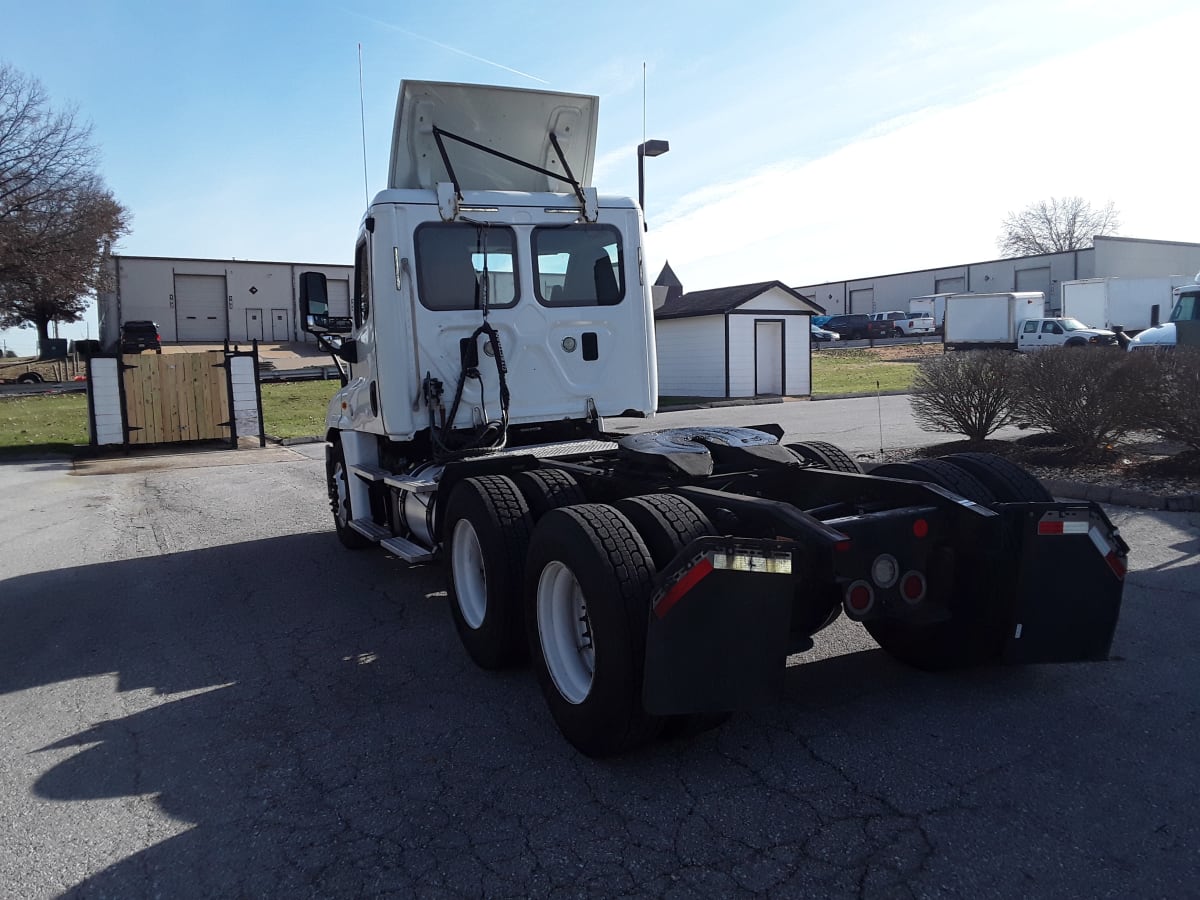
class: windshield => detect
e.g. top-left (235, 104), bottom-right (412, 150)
top-left (1171, 291), bottom-right (1199, 322)
top-left (1059, 318), bottom-right (1089, 331)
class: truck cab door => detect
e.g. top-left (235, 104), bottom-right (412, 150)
top-left (1041, 321), bottom-right (1065, 347)
top-left (1018, 319), bottom-right (1041, 350)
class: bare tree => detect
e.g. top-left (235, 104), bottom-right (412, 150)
top-left (997, 196), bottom-right (1119, 257)
top-left (0, 63), bottom-right (129, 348)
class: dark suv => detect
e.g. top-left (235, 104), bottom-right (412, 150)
top-left (822, 314), bottom-right (891, 341)
top-left (120, 320), bottom-right (162, 354)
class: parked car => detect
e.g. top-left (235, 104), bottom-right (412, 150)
top-left (810, 323), bottom-right (840, 343)
top-left (120, 321), bottom-right (162, 355)
top-left (821, 314), bottom-right (891, 341)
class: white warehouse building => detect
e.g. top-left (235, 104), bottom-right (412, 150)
top-left (97, 255), bottom-right (353, 352)
top-left (794, 236), bottom-right (1200, 318)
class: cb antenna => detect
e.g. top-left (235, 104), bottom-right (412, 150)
top-left (358, 43), bottom-right (369, 205)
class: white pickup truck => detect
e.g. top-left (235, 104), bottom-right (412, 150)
top-left (1016, 317), bottom-right (1118, 351)
top-left (869, 310), bottom-right (935, 337)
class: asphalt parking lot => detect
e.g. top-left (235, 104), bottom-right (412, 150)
top-left (1, 404), bottom-right (1198, 898)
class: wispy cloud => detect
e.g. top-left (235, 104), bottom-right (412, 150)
top-left (346, 10), bottom-right (549, 84)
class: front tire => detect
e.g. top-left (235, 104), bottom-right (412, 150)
top-left (328, 441), bottom-right (370, 550)
top-left (525, 504), bottom-right (661, 757)
top-left (445, 475), bottom-right (533, 669)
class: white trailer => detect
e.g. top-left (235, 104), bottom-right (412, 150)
top-left (1126, 278), bottom-right (1200, 350)
top-left (1060, 276), bottom-right (1192, 334)
top-left (942, 292), bottom-right (1045, 351)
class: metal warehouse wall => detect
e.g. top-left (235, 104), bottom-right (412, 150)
top-left (1093, 237), bottom-right (1200, 279)
top-left (97, 256), bottom-right (352, 351)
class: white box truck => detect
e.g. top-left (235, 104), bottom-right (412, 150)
top-left (942, 292), bottom-right (1046, 350)
top-left (297, 80), bottom-right (1128, 756)
top-left (908, 294), bottom-right (951, 333)
top-left (1060, 276), bottom-right (1192, 333)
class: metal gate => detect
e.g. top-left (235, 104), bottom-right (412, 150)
top-left (87, 348), bottom-right (264, 448)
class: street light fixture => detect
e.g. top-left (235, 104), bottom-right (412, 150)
top-left (637, 139), bottom-right (670, 230)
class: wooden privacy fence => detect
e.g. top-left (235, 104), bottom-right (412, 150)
top-left (88, 346), bottom-right (264, 448)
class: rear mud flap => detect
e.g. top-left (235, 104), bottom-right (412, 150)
top-left (999, 504), bottom-right (1127, 664)
top-left (643, 538), bottom-right (795, 715)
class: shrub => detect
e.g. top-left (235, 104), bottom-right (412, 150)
top-left (1011, 348), bottom-right (1150, 457)
top-left (909, 351), bottom-right (1021, 442)
top-left (1128, 348), bottom-right (1200, 452)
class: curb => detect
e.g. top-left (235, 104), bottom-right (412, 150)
top-left (1038, 477), bottom-right (1200, 512)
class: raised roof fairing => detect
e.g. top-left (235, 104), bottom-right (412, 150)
top-left (388, 81), bottom-right (599, 192)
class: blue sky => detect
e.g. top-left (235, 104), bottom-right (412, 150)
top-left (3, 0), bottom-right (1198, 355)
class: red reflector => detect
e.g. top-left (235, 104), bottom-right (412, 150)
top-left (912, 518), bottom-right (928, 538)
top-left (847, 583), bottom-right (872, 612)
top-left (655, 557), bottom-right (714, 620)
top-left (835, 540), bottom-right (852, 553)
top-left (1038, 521), bottom-right (1064, 535)
top-left (1105, 551), bottom-right (1126, 580)
top-left (901, 571), bottom-right (926, 603)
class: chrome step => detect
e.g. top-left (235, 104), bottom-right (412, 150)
top-left (380, 536), bottom-right (435, 563)
top-left (348, 519), bottom-right (390, 541)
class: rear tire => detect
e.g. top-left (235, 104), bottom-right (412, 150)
top-left (788, 441), bottom-right (865, 474)
top-left (937, 452), bottom-right (1051, 502)
top-left (525, 504), bottom-right (662, 757)
top-left (869, 458), bottom-right (997, 504)
top-left (328, 442), bottom-right (370, 550)
top-left (513, 468), bottom-right (586, 521)
top-left (16, 372), bottom-right (43, 384)
top-left (613, 493), bottom-right (714, 570)
top-left (445, 475), bottom-right (534, 669)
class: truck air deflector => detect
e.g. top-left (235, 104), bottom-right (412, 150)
top-left (389, 81), bottom-right (598, 192)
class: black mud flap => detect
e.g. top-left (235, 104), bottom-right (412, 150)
top-left (643, 537), bottom-right (795, 715)
top-left (999, 503), bottom-right (1128, 664)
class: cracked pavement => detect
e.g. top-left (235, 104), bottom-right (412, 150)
top-left (0, 434), bottom-right (1197, 899)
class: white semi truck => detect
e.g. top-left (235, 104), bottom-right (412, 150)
top-left (1125, 277), bottom-right (1200, 350)
top-left (302, 80), bottom-right (1128, 756)
top-left (1060, 275), bottom-right (1193, 333)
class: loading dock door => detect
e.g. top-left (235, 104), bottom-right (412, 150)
top-left (327, 279), bottom-right (351, 318)
top-left (849, 288), bottom-right (874, 315)
top-left (271, 308), bottom-right (289, 341)
top-left (1016, 267), bottom-right (1052, 310)
top-left (175, 274), bottom-right (228, 342)
top-left (755, 321), bottom-right (784, 396)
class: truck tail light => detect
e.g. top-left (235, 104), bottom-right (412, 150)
top-left (900, 571), bottom-right (926, 604)
top-left (843, 580), bottom-right (875, 619)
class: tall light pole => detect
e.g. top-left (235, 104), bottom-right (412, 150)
top-left (637, 139), bottom-right (669, 231)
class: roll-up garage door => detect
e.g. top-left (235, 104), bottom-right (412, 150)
top-left (175, 274), bottom-right (228, 342)
top-left (935, 277), bottom-right (965, 294)
top-left (327, 279), bottom-right (351, 318)
top-left (1016, 267), bottom-right (1052, 308)
top-left (849, 288), bottom-right (874, 315)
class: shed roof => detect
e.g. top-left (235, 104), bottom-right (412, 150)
top-left (655, 280), bottom-right (824, 320)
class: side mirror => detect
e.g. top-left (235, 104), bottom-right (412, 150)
top-left (300, 271), bottom-right (353, 334)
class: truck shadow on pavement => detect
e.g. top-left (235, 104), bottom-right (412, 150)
top-left (3, 533), bottom-right (1197, 897)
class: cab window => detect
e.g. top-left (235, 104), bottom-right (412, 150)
top-left (1023, 320), bottom-right (1038, 334)
top-left (353, 240), bottom-right (371, 327)
top-left (533, 224), bottom-right (624, 306)
top-left (415, 223), bottom-right (518, 311)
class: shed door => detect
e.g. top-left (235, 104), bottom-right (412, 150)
top-left (755, 321), bottom-right (784, 396)
top-left (175, 274), bottom-right (228, 342)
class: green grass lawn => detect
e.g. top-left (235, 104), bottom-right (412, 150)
top-left (1, 353), bottom-right (915, 457)
top-left (811, 349), bottom-right (917, 396)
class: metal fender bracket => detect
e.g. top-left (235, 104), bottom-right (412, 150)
top-left (1000, 504), bottom-right (1128, 665)
top-left (643, 537), bottom-right (795, 715)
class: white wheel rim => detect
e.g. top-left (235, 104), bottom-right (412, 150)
top-left (334, 462), bottom-right (350, 526)
top-left (451, 519), bottom-right (487, 629)
top-left (537, 561), bottom-right (594, 704)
